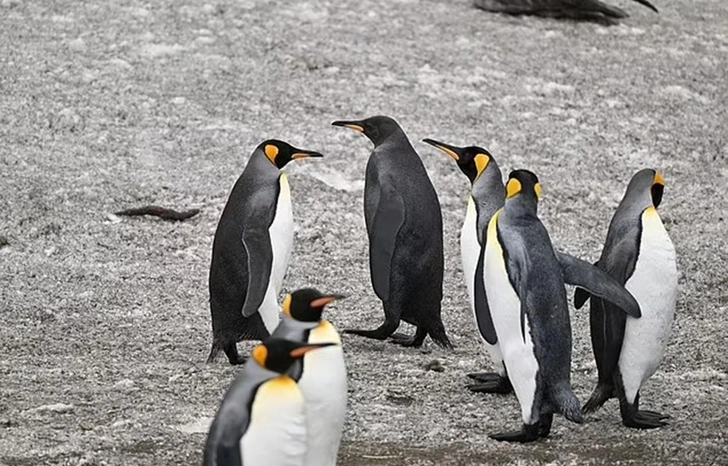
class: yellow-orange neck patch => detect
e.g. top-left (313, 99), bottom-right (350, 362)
top-left (474, 154), bottom-right (490, 177)
top-left (534, 182), bottom-right (542, 199)
top-left (264, 144), bottom-right (279, 164)
top-left (282, 294), bottom-right (292, 318)
top-left (252, 345), bottom-right (268, 367)
top-left (506, 179), bottom-right (522, 199)
top-left (654, 172), bottom-right (665, 186)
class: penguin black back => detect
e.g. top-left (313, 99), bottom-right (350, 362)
top-left (332, 116), bottom-right (450, 348)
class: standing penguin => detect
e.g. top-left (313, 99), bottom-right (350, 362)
top-left (208, 140), bottom-right (323, 365)
top-left (483, 170), bottom-right (642, 442)
top-left (577, 169), bottom-right (677, 428)
top-left (203, 338), bottom-right (334, 466)
top-left (422, 138), bottom-right (511, 393)
top-left (332, 116), bottom-right (451, 348)
top-left (271, 288), bottom-right (347, 466)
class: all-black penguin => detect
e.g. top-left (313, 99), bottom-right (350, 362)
top-left (208, 140), bottom-right (323, 365)
top-left (203, 338), bottom-right (334, 466)
top-left (332, 116), bottom-right (451, 348)
top-left (473, 0), bottom-right (657, 23)
top-left (576, 169), bottom-right (677, 428)
top-left (270, 289), bottom-right (347, 466)
top-left (483, 170), bottom-right (642, 442)
top-left (422, 138), bottom-right (511, 393)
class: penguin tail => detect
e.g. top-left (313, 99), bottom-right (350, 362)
top-left (206, 343), bottom-right (222, 363)
top-left (551, 383), bottom-right (584, 424)
top-left (582, 383), bottom-right (613, 414)
top-left (428, 323), bottom-right (453, 350)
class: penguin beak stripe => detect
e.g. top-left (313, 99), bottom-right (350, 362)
top-left (653, 172), bottom-right (665, 186)
top-left (310, 294), bottom-right (345, 308)
top-left (292, 151), bottom-right (324, 160)
top-left (422, 139), bottom-right (459, 161)
top-left (506, 179), bottom-right (522, 199)
top-left (343, 124), bottom-right (364, 133)
top-left (289, 343), bottom-right (335, 358)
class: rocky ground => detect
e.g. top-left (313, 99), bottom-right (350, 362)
top-left (1, 0), bottom-right (727, 465)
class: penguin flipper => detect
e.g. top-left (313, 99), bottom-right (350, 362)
top-left (556, 252), bottom-right (641, 318)
top-left (474, 241), bottom-right (498, 345)
top-left (369, 185), bottom-right (405, 301)
top-left (240, 195), bottom-right (276, 318)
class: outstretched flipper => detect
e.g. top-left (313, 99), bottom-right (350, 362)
top-left (369, 184), bottom-right (405, 302)
top-left (556, 252), bottom-right (641, 318)
top-left (474, 0), bottom-right (657, 21)
top-left (240, 193), bottom-right (276, 318)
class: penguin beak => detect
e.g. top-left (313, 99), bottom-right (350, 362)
top-left (422, 138), bottom-right (461, 161)
top-left (651, 172), bottom-right (664, 208)
top-left (310, 294), bottom-right (346, 309)
top-left (332, 120), bottom-right (365, 133)
top-left (290, 148), bottom-right (324, 160)
top-left (289, 343), bottom-right (336, 358)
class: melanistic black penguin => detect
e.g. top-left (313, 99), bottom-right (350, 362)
top-left (271, 289), bottom-right (347, 466)
top-left (576, 169), bottom-right (677, 428)
top-left (483, 170), bottom-right (642, 442)
top-left (332, 116), bottom-right (451, 348)
top-left (473, 0), bottom-right (657, 23)
top-left (422, 138), bottom-right (511, 393)
top-left (203, 338), bottom-right (334, 466)
top-left (207, 140), bottom-right (323, 365)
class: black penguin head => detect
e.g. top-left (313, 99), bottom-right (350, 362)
top-left (331, 115), bottom-right (401, 146)
top-left (505, 170), bottom-right (542, 210)
top-left (282, 288), bottom-right (345, 323)
top-left (251, 338), bottom-right (334, 373)
top-left (257, 139), bottom-right (323, 169)
top-left (422, 138), bottom-right (493, 183)
top-left (625, 168), bottom-right (665, 209)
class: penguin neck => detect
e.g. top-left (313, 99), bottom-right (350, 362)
top-left (503, 196), bottom-right (538, 220)
top-left (248, 149), bottom-right (284, 180)
top-left (373, 127), bottom-right (409, 151)
top-left (471, 165), bottom-right (505, 210)
top-left (282, 313), bottom-right (320, 330)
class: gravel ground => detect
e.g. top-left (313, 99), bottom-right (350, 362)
top-left (1, 0), bottom-right (727, 465)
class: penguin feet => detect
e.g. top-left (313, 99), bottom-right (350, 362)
top-left (223, 344), bottom-right (247, 365)
top-left (344, 328), bottom-right (390, 341)
top-left (489, 423), bottom-right (540, 443)
top-left (622, 410), bottom-right (670, 429)
top-left (388, 327), bottom-right (428, 347)
top-left (465, 373), bottom-right (513, 394)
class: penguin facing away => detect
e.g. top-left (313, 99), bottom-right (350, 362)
top-left (203, 338), bottom-right (334, 466)
top-left (270, 289), bottom-right (347, 466)
top-left (422, 138), bottom-right (512, 394)
top-left (208, 140), bottom-right (323, 365)
top-left (332, 116), bottom-right (451, 349)
top-left (576, 169), bottom-right (677, 428)
top-left (483, 170), bottom-right (642, 442)
top-left (473, 0), bottom-right (658, 24)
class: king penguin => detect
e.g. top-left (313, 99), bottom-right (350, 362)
top-left (203, 338), bottom-right (334, 466)
top-left (332, 116), bottom-right (451, 348)
top-left (576, 169), bottom-right (677, 428)
top-left (483, 170), bottom-right (642, 442)
top-left (422, 138), bottom-right (511, 394)
top-left (208, 140), bottom-right (323, 365)
top-left (270, 288), bottom-right (347, 466)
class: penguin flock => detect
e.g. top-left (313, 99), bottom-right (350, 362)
top-left (203, 115), bottom-right (678, 464)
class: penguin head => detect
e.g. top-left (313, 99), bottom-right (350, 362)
top-left (504, 170), bottom-right (542, 211)
top-left (257, 139), bottom-right (323, 169)
top-left (282, 288), bottom-right (345, 323)
top-left (332, 115), bottom-right (401, 146)
top-left (251, 338), bottom-right (335, 373)
top-left (624, 168), bottom-right (665, 209)
top-left (422, 138), bottom-right (493, 183)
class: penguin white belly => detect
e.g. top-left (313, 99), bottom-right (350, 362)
top-left (241, 376), bottom-right (307, 466)
top-left (618, 207), bottom-right (677, 404)
top-left (298, 321), bottom-right (347, 466)
top-left (461, 197), bottom-right (479, 308)
top-left (462, 199), bottom-right (506, 376)
top-left (484, 217), bottom-right (539, 424)
top-left (259, 173), bottom-right (294, 333)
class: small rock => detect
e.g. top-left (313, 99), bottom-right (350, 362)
top-left (68, 37), bottom-right (87, 52)
top-left (0, 418), bottom-right (16, 428)
top-left (106, 213), bottom-right (122, 224)
top-left (423, 359), bottom-right (445, 372)
top-left (51, 108), bottom-right (84, 133)
top-left (0, 235), bottom-right (8, 248)
top-left (114, 378), bottom-right (135, 390)
top-left (26, 403), bottom-right (74, 415)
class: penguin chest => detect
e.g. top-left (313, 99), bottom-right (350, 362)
top-left (241, 376), bottom-right (307, 466)
top-left (483, 215), bottom-right (539, 423)
top-left (619, 208), bottom-right (678, 394)
top-left (460, 197), bottom-right (480, 307)
top-left (298, 321), bottom-right (347, 466)
top-left (258, 174), bottom-right (294, 332)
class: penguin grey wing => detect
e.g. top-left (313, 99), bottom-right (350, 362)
top-left (203, 377), bottom-right (256, 466)
top-left (369, 184), bottom-right (405, 301)
top-left (474, 240), bottom-right (498, 345)
top-left (240, 190), bottom-right (278, 318)
top-left (556, 251), bottom-right (641, 318)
